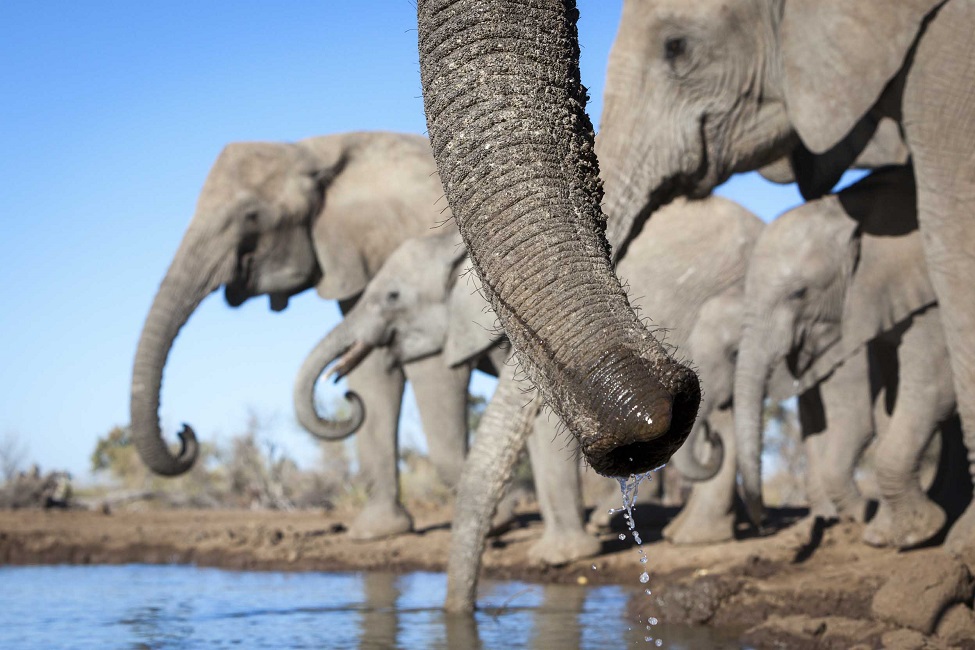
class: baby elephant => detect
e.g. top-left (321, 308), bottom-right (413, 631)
top-left (735, 165), bottom-right (961, 549)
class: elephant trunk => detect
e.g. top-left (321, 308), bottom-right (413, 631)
top-left (293, 320), bottom-right (367, 441)
top-left (418, 0), bottom-right (700, 478)
top-left (130, 232), bottom-right (234, 476)
top-left (445, 362), bottom-right (539, 614)
top-left (668, 390), bottom-right (723, 482)
top-left (733, 327), bottom-right (777, 525)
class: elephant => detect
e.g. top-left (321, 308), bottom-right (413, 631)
top-left (416, 0), bottom-right (975, 552)
top-left (130, 131), bottom-right (478, 539)
top-left (734, 166), bottom-right (963, 548)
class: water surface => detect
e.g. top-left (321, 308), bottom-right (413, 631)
top-left (0, 565), bottom-right (747, 649)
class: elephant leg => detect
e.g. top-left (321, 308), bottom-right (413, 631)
top-left (345, 347), bottom-right (412, 540)
top-left (663, 408), bottom-right (736, 545)
top-left (813, 350), bottom-right (874, 522)
top-left (864, 310), bottom-right (955, 549)
top-left (404, 354), bottom-right (472, 488)
top-left (903, 0), bottom-right (975, 554)
top-left (525, 408), bottom-right (601, 566)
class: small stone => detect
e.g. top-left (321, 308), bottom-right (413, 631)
top-left (936, 603), bottom-right (975, 646)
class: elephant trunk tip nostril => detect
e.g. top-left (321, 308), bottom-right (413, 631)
top-left (578, 352), bottom-right (701, 478)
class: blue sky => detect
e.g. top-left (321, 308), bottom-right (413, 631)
top-left (0, 1), bottom-right (808, 479)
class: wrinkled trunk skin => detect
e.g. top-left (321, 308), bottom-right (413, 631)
top-left (418, 0), bottom-right (699, 477)
top-left (733, 328), bottom-right (778, 525)
top-left (293, 318), bottom-right (367, 441)
top-left (445, 358), bottom-right (540, 613)
top-left (130, 235), bottom-right (232, 476)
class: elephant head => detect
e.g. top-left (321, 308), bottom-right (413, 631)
top-left (418, 0), bottom-right (701, 477)
top-left (596, 0), bottom-right (940, 254)
top-left (294, 228), bottom-right (501, 440)
top-left (733, 165), bottom-right (937, 523)
top-left (131, 141), bottom-right (347, 475)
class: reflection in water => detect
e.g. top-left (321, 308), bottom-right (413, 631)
top-left (359, 572), bottom-right (401, 649)
top-left (0, 565), bottom-right (747, 649)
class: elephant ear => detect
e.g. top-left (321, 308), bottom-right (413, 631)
top-left (838, 167), bottom-right (937, 355)
top-left (761, 118), bottom-right (909, 194)
top-left (757, 155), bottom-right (796, 185)
top-left (314, 214), bottom-right (370, 301)
top-left (780, 0), bottom-right (941, 155)
top-left (445, 258), bottom-right (503, 367)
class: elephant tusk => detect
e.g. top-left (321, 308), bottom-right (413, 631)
top-left (324, 340), bottom-right (374, 382)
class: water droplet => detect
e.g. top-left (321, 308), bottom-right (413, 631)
top-left (639, 572), bottom-right (650, 583)
top-left (655, 640), bottom-right (663, 647)
top-left (640, 557), bottom-right (648, 564)
top-left (618, 533), bottom-right (626, 541)
top-left (591, 564), bottom-right (597, 571)
top-left (633, 531), bottom-right (643, 544)
top-left (645, 589), bottom-right (652, 595)
top-left (645, 637), bottom-right (653, 643)
top-left (649, 617), bottom-right (658, 625)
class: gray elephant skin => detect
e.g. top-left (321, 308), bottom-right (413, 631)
top-left (416, 0), bottom-right (975, 552)
top-left (735, 166), bottom-right (966, 549)
top-left (130, 131), bottom-right (474, 540)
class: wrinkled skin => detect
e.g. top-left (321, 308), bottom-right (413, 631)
top-left (130, 131), bottom-right (472, 539)
top-left (734, 167), bottom-right (962, 548)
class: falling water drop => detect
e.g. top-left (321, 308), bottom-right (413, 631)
top-left (617, 471), bottom-right (664, 645)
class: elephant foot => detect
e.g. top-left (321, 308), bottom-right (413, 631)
top-left (863, 498), bottom-right (945, 549)
top-left (527, 531), bottom-right (601, 567)
top-left (945, 503), bottom-right (975, 557)
top-left (835, 497), bottom-right (870, 524)
top-left (347, 502), bottom-right (414, 540)
top-left (663, 510), bottom-right (734, 545)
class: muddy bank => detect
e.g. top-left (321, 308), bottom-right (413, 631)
top-left (2, 504), bottom-right (974, 649)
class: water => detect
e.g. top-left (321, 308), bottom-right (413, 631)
top-left (610, 472), bottom-right (657, 644)
top-left (0, 565), bottom-right (748, 649)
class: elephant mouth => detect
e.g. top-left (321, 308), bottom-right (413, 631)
top-left (324, 340), bottom-right (375, 382)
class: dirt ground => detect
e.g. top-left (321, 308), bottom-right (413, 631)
top-left (2, 501), bottom-right (974, 649)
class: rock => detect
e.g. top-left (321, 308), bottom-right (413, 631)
top-left (872, 551), bottom-right (974, 634)
top-left (879, 628), bottom-right (930, 649)
top-left (743, 615), bottom-right (886, 650)
top-left (936, 603), bottom-right (975, 648)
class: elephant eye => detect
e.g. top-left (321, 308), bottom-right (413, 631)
top-left (387, 290), bottom-right (400, 303)
top-left (788, 287), bottom-right (807, 301)
top-left (664, 36), bottom-right (687, 61)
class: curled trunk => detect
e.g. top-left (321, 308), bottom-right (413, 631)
top-left (418, 0), bottom-right (699, 478)
top-left (445, 361), bottom-right (539, 613)
top-left (669, 411), bottom-right (723, 482)
top-left (293, 320), bottom-right (368, 441)
top-left (130, 237), bottom-right (233, 476)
